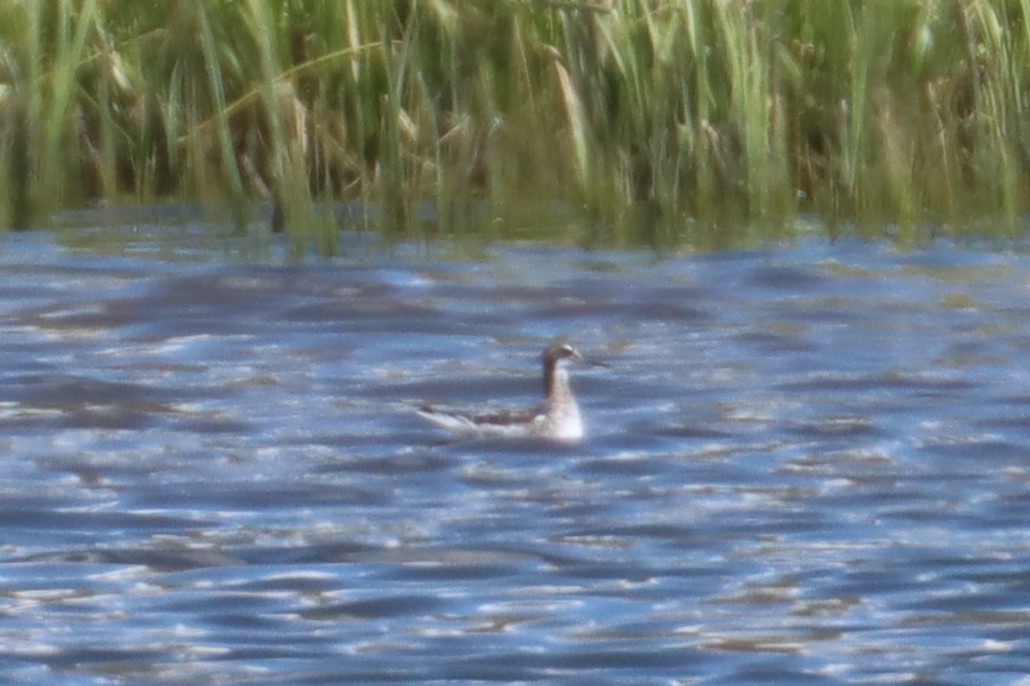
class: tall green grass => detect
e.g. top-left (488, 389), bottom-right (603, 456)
top-left (1, 0), bottom-right (1029, 243)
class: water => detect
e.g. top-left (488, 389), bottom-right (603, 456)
top-left (0, 222), bottom-right (1028, 685)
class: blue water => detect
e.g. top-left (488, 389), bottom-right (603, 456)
top-left (0, 221), bottom-right (1028, 685)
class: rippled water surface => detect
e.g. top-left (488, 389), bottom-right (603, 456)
top-left (1, 222), bottom-right (1028, 685)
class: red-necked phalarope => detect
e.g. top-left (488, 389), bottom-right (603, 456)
top-left (417, 342), bottom-right (603, 443)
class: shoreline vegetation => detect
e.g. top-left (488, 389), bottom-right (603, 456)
top-left (2, 1), bottom-right (1029, 246)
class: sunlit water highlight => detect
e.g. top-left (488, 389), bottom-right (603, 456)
top-left (0, 223), bottom-right (1028, 685)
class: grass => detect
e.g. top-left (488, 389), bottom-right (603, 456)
top-left (1, 0), bottom-right (1030, 246)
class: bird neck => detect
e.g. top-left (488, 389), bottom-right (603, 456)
top-left (544, 363), bottom-right (573, 402)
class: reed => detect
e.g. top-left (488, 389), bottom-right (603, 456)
top-left (1, 0), bottom-right (1030, 243)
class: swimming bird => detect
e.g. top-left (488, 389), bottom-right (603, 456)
top-left (416, 342), bottom-right (601, 443)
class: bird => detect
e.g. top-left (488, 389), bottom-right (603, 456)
top-left (416, 342), bottom-right (602, 443)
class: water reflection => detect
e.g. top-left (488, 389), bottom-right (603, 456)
top-left (0, 225), bottom-right (1028, 684)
